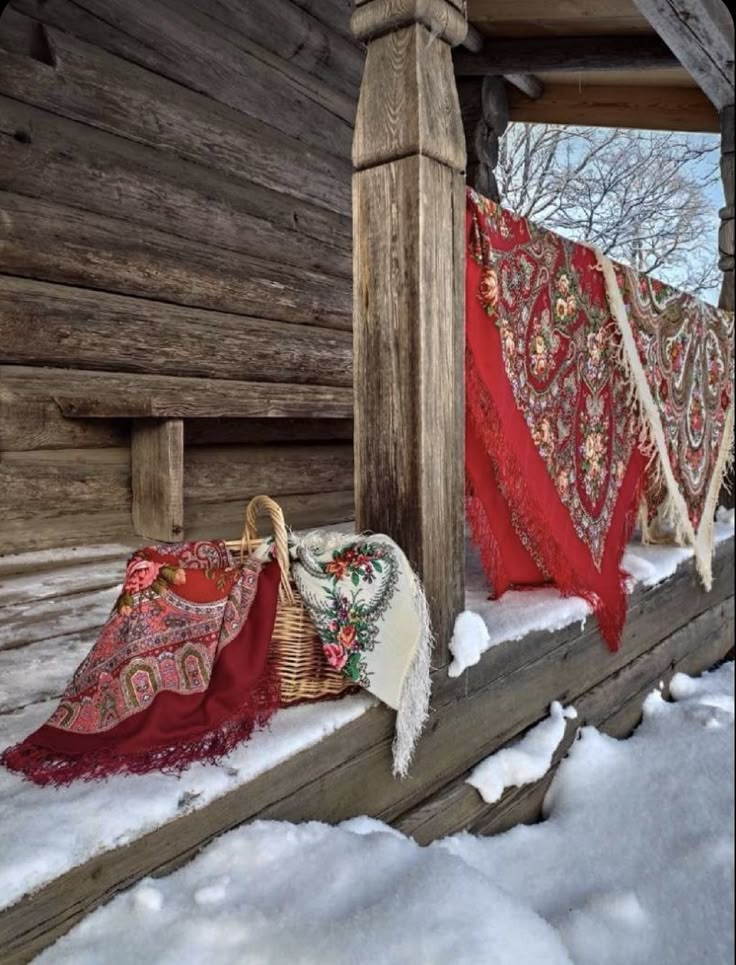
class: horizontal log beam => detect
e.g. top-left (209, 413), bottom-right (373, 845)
top-left (631, 0), bottom-right (734, 109)
top-left (454, 34), bottom-right (680, 74)
top-left (0, 366), bottom-right (353, 421)
top-left (0, 275), bottom-right (353, 384)
top-left (507, 81), bottom-right (719, 132)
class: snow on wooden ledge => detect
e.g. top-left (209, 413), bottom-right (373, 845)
top-left (451, 510), bottom-right (736, 677)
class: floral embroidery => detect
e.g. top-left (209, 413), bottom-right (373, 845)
top-left (615, 267), bottom-right (734, 531)
top-left (294, 541), bottom-right (398, 685)
top-left (468, 188), bottom-right (637, 568)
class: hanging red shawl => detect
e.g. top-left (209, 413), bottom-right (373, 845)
top-left (2, 541), bottom-right (281, 786)
top-left (465, 189), bottom-right (647, 650)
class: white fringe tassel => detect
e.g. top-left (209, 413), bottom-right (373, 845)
top-left (392, 574), bottom-right (433, 779)
top-left (597, 250), bottom-right (734, 591)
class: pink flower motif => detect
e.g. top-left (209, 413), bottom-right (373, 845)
top-left (338, 624), bottom-right (357, 650)
top-left (324, 643), bottom-right (348, 671)
top-left (123, 558), bottom-right (162, 594)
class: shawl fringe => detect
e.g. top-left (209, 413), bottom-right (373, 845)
top-left (597, 250), bottom-right (734, 589)
top-left (1, 661), bottom-right (281, 787)
top-left (466, 352), bottom-right (639, 651)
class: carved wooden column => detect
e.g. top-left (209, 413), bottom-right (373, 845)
top-left (351, 0), bottom-right (467, 663)
top-left (719, 103), bottom-right (735, 508)
top-left (719, 104), bottom-right (734, 312)
top-left (458, 75), bottom-right (509, 202)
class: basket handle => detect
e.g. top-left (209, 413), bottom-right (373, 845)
top-left (240, 494), bottom-right (294, 604)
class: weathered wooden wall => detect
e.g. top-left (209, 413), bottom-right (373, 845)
top-left (0, 0), bottom-right (360, 552)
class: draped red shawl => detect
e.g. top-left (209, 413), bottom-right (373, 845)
top-left (465, 189), bottom-right (647, 650)
top-left (2, 541), bottom-right (281, 785)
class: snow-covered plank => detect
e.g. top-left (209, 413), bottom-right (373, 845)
top-left (0, 586), bottom-right (119, 651)
top-left (397, 595), bottom-right (734, 843)
top-left (0, 558), bottom-right (125, 608)
top-left (0, 544), bottom-right (131, 578)
top-left (0, 629), bottom-right (99, 714)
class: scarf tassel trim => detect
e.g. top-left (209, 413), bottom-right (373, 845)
top-left (597, 251), bottom-right (735, 590)
top-left (0, 662), bottom-right (281, 787)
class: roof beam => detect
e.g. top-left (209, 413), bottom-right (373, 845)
top-left (630, 0), bottom-right (734, 109)
top-left (461, 21), bottom-right (544, 99)
top-left (507, 81), bottom-right (719, 133)
top-left (454, 34), bottom-right (680, 74)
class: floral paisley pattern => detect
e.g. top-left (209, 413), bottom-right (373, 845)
top-left (613, 266), bottom-right (734, 533)
top-left (50, 541), bottom-right (261, 735)
top-left (468, 189), bottom-right (638, 569)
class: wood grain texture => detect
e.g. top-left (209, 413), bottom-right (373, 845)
top-left (0, 366), bottom-right (352, 422)
top-left (630, 0), bottom-right (734, 109)
top-left (0, 98), bottom-right (351, 277)
top-left (455, 32), bottom-right (679, 73)
top-left (0, 11), bottom-right (352, 220)
top-left (0, 542), bottom-right (731, 962)
top-left (184, 0), bottom-right (363, 98)
top-left (351, 0), bottom-right (468, 45)
top-left (131, 419), bottom-right (184, 542)
top-left (352, 0), bottom-right (466, 660)
top-left (719, 104), bottom-right (735, 312)
top-left (507, 79), bottom-right (719, 131)
top-left (184, 444), bottom-right (354, 504)
top-left (352, 23), bottom-right (466, 169)
top-left (185, 490), bottom-right (356, 542)
top-left (0, 448), bottom-right (131, 524)
top-left (0, 274), bottom-right (353, 381)
top-left (353, 155), bottom-right (465, 661)
top-left (10, 0), bottom-right (354, 156)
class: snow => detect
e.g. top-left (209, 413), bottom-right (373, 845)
top-left (451, 512), bottom-right (735, 676)
top-left (36, 663), bottom-right (734, 965)
top-left (467, 701), bottom-right (578, 804)
top-left (0, 693), bottom-right (373, 911)
top-left (0, 516), bottom-right (731, 918)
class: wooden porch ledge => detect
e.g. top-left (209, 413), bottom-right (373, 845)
top-left (0, 537), bottom-right (732, 963)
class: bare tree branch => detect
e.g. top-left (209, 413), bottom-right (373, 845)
top-left (496, 124), bottom-right (722, 300)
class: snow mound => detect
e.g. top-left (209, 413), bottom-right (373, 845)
top-left (448, 611), bottom-right (490, 677)
top-left (467, 702), bottom-right (577, 804)
top-left (38, 821), bottom-right (573, 965)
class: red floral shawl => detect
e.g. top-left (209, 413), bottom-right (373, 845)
top-left (465, 189), bottom-right (647, 650)
top-left (2, 541), bottom-right (281, 785)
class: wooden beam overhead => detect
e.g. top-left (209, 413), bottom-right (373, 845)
top-left (507, 81), bottom-right (720, 132)
top-left (630, 0), bottom-right (734, 109)
top-left (454, 34), bottom-right (680, 74)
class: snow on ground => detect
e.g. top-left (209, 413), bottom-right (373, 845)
top-left (467, 702), bottom-right (577, 804)
top-left (0, 693), bottom-right (373, 911)
top-left (452, 513), bottom-right (735, 676)
top-left (36, 664), bottom-right (734, 965)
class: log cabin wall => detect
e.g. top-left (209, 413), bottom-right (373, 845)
top-left (0, 0), bottom-right (360, 553)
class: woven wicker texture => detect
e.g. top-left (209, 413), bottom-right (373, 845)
top-left (227, 495), bottom-right (356, 706)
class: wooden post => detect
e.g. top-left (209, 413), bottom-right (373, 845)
top-left (719, 104), bottom-right (734, 508)
top-left (719, 104), bottom-right (734, 312)
top-left (351, 0), bottom-right (467, 663)
top-left (131, 418), bottom-right (185, 541)
top-left (459, 75), bottom-right (509, 202)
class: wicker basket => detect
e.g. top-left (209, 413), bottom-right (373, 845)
top-left (226, 495), bottom-right (356, 706)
